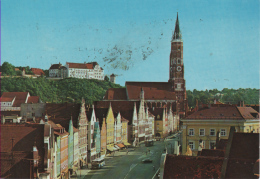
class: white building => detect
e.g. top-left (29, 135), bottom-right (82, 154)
top-left (65, 62), bottom-right (104, 80)
top-left (49, 63), bottom-right (67, 78)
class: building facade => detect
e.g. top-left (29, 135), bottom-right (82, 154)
top-left (181, 104), bottom-right (260, 155)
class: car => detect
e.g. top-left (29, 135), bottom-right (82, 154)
top-left (142, 158), bottom-right (153, 163)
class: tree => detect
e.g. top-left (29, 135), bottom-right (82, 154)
top-left (104, 75), bottom-right (109, 81)
top-left (1, 62), bottom-right (16, 76)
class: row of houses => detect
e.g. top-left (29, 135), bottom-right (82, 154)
top-left (1, 91), bottom-right (179, 178)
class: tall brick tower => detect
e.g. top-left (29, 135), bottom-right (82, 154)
top-left (169, 13), bottom-right (187, 115)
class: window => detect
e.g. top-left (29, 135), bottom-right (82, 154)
top-left (177, 59), bottom-right (181, 64)
top-left (188, 129), bottom-right (194, 136)
top-left (210, 129), bottom-right (216, 136)
top-left (199, 129), bottom-right (205, 136)
top-left (209, 141), bottom-right (216, 149)
top-left (220, 129), bottom-right (226, 136)
top-left (188, 141), bottom-right (195, 150)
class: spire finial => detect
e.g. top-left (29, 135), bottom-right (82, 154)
top-left (172, 12), bottom-right (182, 41)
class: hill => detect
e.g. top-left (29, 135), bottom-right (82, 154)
top-left (1, 77), bottom-right (122, 104)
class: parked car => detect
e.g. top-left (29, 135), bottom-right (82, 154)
top-left (142, 158), bottom-right (153, 163)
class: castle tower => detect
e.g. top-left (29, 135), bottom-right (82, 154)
top-left (169, 13), bottom-right (187, 115)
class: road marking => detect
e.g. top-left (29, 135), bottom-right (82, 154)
top-left (124, 163), bottom-right (138, 179)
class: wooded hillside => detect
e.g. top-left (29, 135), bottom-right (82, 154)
top-left (1, 77), bottom-right (122, 104)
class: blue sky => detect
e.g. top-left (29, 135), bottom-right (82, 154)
top-left (1, 0), bottom-right (259, 90)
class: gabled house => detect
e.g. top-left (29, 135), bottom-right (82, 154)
top-left (94, 106), bottom-right (115, 152)
top-left (86, 107), bottom-right (100, 162)
top-left (94, 100), bottom-right (139, 146)
top-left (1, 92), bottom-right (41, 111)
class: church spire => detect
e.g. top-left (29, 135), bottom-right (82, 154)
top-left (172, 12), bottom-right (182, 41)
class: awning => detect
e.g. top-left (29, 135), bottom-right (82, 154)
top-left (114, 145), bottom-right (120, 150)
top-left (117, 143), bottom-right (125, 148)
top-left (113, 147), bottom-right (119, 151)
top-left (107, 147), bottom-right (114, 152)
top-left (124, 142), bottom-right (131, 146)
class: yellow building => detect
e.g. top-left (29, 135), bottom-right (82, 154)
top-left (105, 104), bottom-right (115, 148)
top-left (181, 104), bottom-right (259, 155)
top-left (150, 108), bottom-right (167, 138)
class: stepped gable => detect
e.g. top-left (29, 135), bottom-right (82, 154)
top-left (185, 105), bottom-right (243, 120)
top-left (104, 88), bottom-right (127, 100)
top-left (1, 124), bottom-right (45, 178)
top-left (163, 154), bottom-right (223, 179)
top-left (237, 107), bottom-right (259, 119)
top-left (45, 103), bottom-right (81, 129)
top-left (94, 100), bottom-right (138, 125)
top-left (224, 132), bottom-right (259, 178)
top-left (125, 82), bottom-right (175, 100)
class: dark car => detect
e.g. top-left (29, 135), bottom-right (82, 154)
top-left (142, 158), bottom-right (153, 163)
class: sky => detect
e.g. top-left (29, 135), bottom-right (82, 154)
top-left (1, 0), bottom-right (259, 90)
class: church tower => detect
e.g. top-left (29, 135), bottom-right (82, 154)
top-left (169, 13), bottom-right (187, 115)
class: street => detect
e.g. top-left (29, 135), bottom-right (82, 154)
top-left (82, 137), bottom-right (178, 179)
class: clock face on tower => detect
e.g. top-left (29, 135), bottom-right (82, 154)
top-left (177, 66), bottom-right (182, 72)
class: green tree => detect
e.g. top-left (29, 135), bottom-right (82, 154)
top-left (1, 62), bottom-right (16, 76)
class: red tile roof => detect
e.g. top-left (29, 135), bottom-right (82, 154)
top-left (2, 92), bottom-right (29, 107)
top-left (66, 62), bottom-right (100, 69)
top-left (0, 97), bottom-right (14, 102)
top-left (237, 107), bottom-right (259, 119)
top-left (27, 96), bottom-right (40, 103)
top-left (163, 154), bottom-right (223, 179)
top-left (1, 123), bottom-right (45, 178)
top-left (31, 68), bottom-right (45, 76)
top-left (104, 88), bottom-right (127, 100)
top-left (224, 132), bottom-right (259, 179)
top-left (185, 105), bottom-right (243, 120)
top-left (126, 82), bottom-right (176, 100)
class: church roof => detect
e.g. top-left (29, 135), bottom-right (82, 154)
top-left (125, 82), bottom-right (175, 100)
top-left (104, 88), bottom-right (127, 100)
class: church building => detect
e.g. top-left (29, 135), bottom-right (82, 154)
top-left (103, 13), bottom-right (188, 117)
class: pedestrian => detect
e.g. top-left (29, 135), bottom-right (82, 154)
top-left (153, 166), bottom-right (155, 171)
